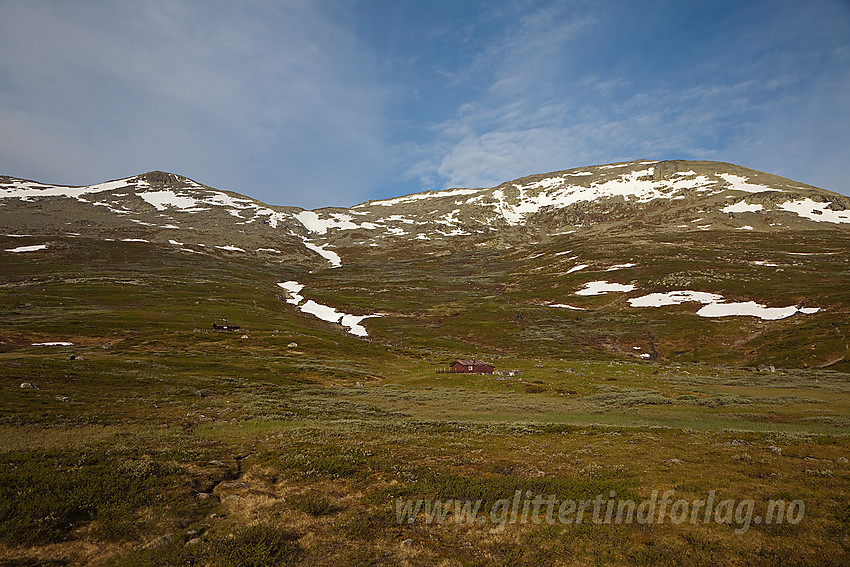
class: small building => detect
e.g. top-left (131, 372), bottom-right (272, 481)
top-left (213, 323), bottom-right (241, 331)
top-left (450, 359), bottom-right (495, 374)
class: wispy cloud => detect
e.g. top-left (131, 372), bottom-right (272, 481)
top-left (407, 0), bottom-right (850, 195)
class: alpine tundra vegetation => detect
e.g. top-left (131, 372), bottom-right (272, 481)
top-left (1, 160), bottom-right (849, 565)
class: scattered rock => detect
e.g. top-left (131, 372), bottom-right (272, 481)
top-left (137, 533), bottom-right (176, 551)
top-left (240, 334), bottom-right (249, 339)
top-left (220, 481), bottom-right (249, 489)
top-left (402, 538), bottom-right (413, 547)
top-left (767, 446), bottom-right (782, 455)
top-left (287, 342), bottom-right (298, 348)
top-left (196, 492), bottom-right (219, 501)
top-left (665, 458), bottom-right (683, 465)
top-left (223, 494), bottom-right (243, 501)
top-left (804, 469), bottom-right (834, 477)
top-left (836, 457), bottom-right (848, 464)
top-left (186, 538), bottom-right (202, 546)
top-left (19, 382), bottom-right (38, 390)
top-left (68, 354), bottom-right (76, 360)
top-left (729, 439), bottom-right (749, 446)
top-left (509, 464), bottom-right (546, 478)
top-left (579, 463), bottom-right (601, 477)
top-left (55, 396), bottom-right (70, 402)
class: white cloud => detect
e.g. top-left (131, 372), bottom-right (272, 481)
top-left (0, 0), bottom-right (394, 208)
top-left (407, 1), bottom-right (850, 196)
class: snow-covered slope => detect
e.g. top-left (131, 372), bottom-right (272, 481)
top-left (1, 161), bottom-right (848, 270)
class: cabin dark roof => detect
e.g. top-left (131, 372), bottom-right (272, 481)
top-left (453, 359), bottom-right (493, 366)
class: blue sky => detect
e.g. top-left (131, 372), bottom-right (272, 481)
top-left (1, 0), bottom-right (848, 208)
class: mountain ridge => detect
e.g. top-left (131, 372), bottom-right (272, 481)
top-left (2, 159), bottom-right (849, 264)
top-left (2, 159), bottom-right (849, 369)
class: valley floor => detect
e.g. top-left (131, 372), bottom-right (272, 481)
top-left (1, 341), bottom-right (848, 566)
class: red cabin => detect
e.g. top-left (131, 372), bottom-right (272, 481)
top-left (450, 359), bottom-right (495, 374)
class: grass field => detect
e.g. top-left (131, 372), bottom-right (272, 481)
top-left (1, 236), bottom-right (848, 565)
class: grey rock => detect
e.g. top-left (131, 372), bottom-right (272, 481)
top-left (137, 533), bottom-right (176, 551)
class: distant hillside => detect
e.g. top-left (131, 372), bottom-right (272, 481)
top-left (2, 160), bottom-right (848, 369)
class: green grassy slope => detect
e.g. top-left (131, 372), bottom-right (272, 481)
top-left (1, 162), bottom-right (849, 565)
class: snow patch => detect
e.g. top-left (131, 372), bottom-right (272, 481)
top-left (295, 211), bottom-right (359, 234)
top-left (777, 199), bottom-right (850, 224)
top-left (696, 302), bottom-right (800, 320)
top-left (340, 313), bottom-right (383, 337)
top-left (278, 281), bottom-right (381, 336)
top-left (606, 263), bottom-right (637, 271)
top-left (299, 300), bottom-right (341, 323)
top-left (628, 289), bottom-right (820, 320)
top-left (548, 303), bottom-right (586, 310)
top-left (718, 174), bottom-right (779, 193)
top-left (5, 244), bottom-right (47, 253)
top-left (301, 240), bottom-right (342, 267)
top-left (723, 200), bottom-right (764, 213)
top-left (277, 281), bottom-right (304, 305)
top-left (1, 177), bottom-right (134, 201)
top-left (139, 190), bottom-right (200, 211)
top-left (358, 187), bottom-right (484, 207)
top-left (628, 290), bottom-right (723, 307)
top-left (575, 281), bottom-right (636, 296)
